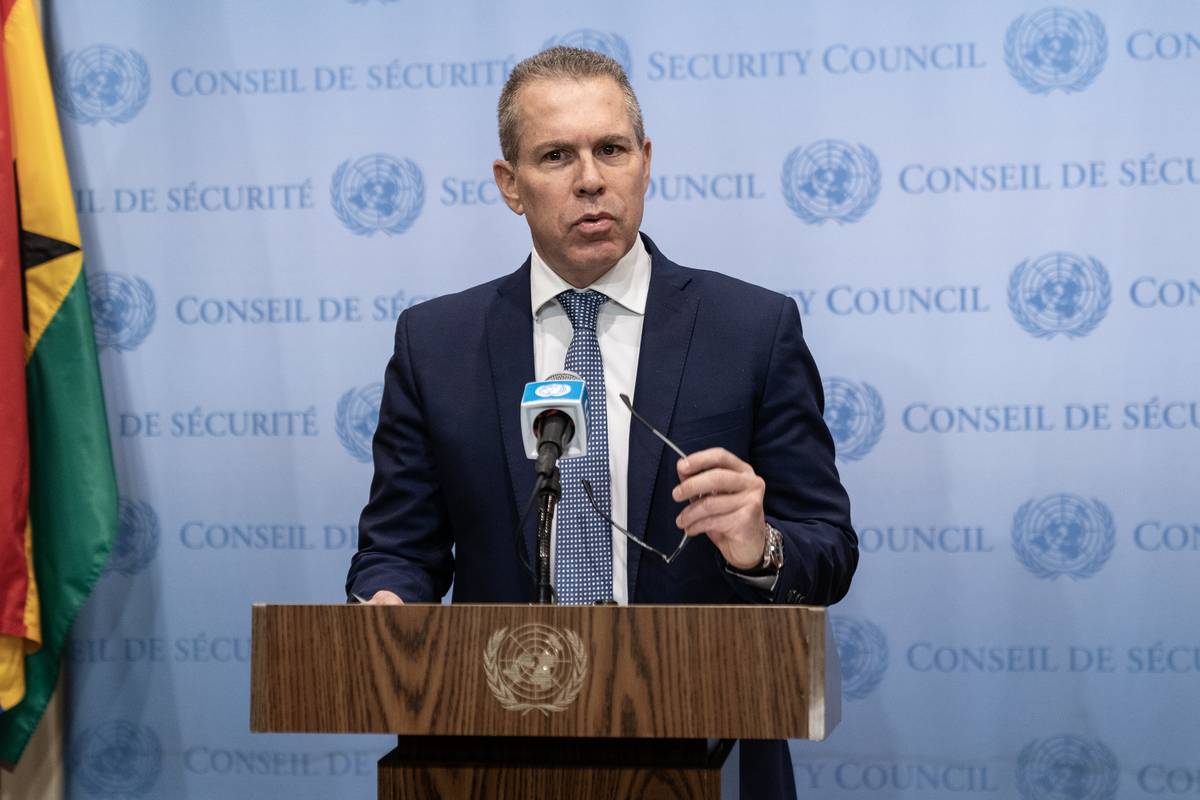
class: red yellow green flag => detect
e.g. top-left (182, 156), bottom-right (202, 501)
top-left (0, 0), bottom-right (117, 765)
top-left (0, 0), bottom-right (31, 723)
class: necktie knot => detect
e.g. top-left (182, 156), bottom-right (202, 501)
top-left (556, 289), bottom-right (608, 333)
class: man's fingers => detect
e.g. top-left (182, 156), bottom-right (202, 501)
top-left (368, 590), bottom-right (405, 605)
top-left (677, 447), bottom-right (753, 479)
top-left (678, 507), bottom-right (744, 539)
top-left (672, 468), bottom-right (763, 503)
top-left (676, 491), bottom-right (747, 530)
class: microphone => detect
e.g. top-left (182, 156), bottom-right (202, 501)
top-left (520, 371), bottom-right (588, 478)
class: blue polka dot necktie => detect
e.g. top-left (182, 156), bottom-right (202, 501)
top-left (554, 289), bottom-right (613, 605)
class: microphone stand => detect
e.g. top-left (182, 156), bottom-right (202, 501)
top-left (534, 466), bottom-right (560, 605)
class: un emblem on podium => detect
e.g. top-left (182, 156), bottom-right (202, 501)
top-left (54, 45), bottom-right (151, 125)
top-left (1012, 494), bottom-right (1115, 580)
top-left (822, 378), bottom-right (885, 462)
top-left (1008, 252), bottom-right (1111, 339)
top-left (781, 140), bottom-right (880, 225)
top-left (87, 272), bottom-right (156, 352)
top-left (330, 154), bottom-right (425, 236)
top-left (543, 30), bottom-right (632, 74)
top-left (70, 720), bottom-right (162, 798)
top-left (336, 383), bottom-right (383, 462)
top-left (484, 624), bottom-right (588, 715)
top-left (104, 498), bottom-right (160, 577)
top-left (1004, 7), bottom-right (1107, 95)
top-left (1016, 735), bottom-right (1119, 800)
top-left (831, 616), bottom-right (888, 701)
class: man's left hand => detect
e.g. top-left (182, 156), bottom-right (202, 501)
top-left (672, 448), bottom-right (767, 570)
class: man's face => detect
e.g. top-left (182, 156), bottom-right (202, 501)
top-left (493, 77), bottom-right (652, 284)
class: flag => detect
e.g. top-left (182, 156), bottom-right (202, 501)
top-left (0, 0), bottom-right (31, 724)
top-left (0, 0), bottom-right (117, 765)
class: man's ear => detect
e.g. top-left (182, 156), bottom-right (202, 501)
top-left (492, 159), bottom-right (524, 215)
top-left (640, 137), bottom-right (653, 193)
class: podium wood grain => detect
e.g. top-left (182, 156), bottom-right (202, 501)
top-left (251, 603), bottom-right (837, 740)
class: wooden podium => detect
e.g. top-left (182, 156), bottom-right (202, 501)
top-left (251, 604), bottom-right (839, 799)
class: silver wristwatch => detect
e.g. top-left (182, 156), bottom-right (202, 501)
top-left (760, 523), bottom-right (784, 572)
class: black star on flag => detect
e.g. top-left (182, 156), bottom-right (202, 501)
top-left (20, 226), bottom-right (79, 271)
top-left (14, 172), bottom-right (80, 332)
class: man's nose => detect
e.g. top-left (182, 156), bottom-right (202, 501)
top-left (575, 155), bottom-right (604, 196)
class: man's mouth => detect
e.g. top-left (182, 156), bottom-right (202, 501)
top-left (573, 212), bottom-right (615, 234)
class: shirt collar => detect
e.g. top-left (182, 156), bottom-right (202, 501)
top-left (530, 235), bottom-right (651, 319)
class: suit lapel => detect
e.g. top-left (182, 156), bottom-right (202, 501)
top-left (486, 260), bottom-right (537, 565)
top-left (626, 237), bottom-right (698, 597)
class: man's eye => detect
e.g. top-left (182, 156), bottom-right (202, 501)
top-left (544, 150), bottom-right (563, 162)
top-left (601, 144), bottom-right (619, 156)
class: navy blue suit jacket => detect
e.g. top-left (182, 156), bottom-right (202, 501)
top-left (347, 234), bottom-right (857, 797)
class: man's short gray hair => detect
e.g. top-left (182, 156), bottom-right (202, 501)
top-left (497, 46), bottom-right (645, 163)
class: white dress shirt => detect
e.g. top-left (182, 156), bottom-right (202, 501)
top-left (530, 236), bottom-right (650, 605)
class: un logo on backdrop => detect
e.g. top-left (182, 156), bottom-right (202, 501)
top-left (543, 30), bottom-right (632, 74)
top-left (1008, 253), bottom-right (1110, 339)
top-left (336, 383), bottom-right (384, 462)
top-left (70, 720), bottom-right (162, 798)
top-left (54, 45), bottom-right (151, 125)
top-left (1012, 494), bottom-right (1115, 580)
top-left (831, 617), bottom-right (888, 701)
top-left (87, 272), bottom-right (156, 352)
top-left (104, 498), bottom-right (160, 577)
top-left (1016, 735), bottom-right (1119, 800)
top-left (822, 378), bottom-right (885, 462)
top-left (1004, 8), bottom-right (1107, 95)
top-left (330, 155), bottom-right (425, 236)
top-left (781, 141), bottom-right (881, 225)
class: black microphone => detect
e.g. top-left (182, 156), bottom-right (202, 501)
top-left (519, 371), bottom-right (587, 604)
top-left (533, 409), bottom-right (575, 478)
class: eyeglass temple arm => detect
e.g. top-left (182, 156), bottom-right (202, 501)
top-left (619, 393), bottom-right (689, 460)
top-left (582, 479), bottom-right (668, 558)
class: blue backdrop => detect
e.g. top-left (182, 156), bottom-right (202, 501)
top-left (49, 2), bottom-right (1199, 798)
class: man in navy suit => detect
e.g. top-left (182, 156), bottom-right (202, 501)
top-left (347, 46), bottom-right (856, 798)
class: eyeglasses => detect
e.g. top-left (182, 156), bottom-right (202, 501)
top-left (581, 393), bottom-right (692, 565)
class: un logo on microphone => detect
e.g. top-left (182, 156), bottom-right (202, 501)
top-left (54, 45), bottom-right (151, 125)
top-left (1008, 252), bottom-right (1110, 339)
top-left (781, 140), bottom-right (881, 225)
top-left (822, 378), bottom-right (885, 462)
top-left (70, 720), bottom-right (162, 798)
top-left (544, 30), bottom-right (632, 74)
top-left (330, 154), bottom-right (425, 236)
top-left (87, 272), bottom-right (156, 352)
top-left (1005, 7), bottom-right (1107, 95)
top-left (535, 383), bottom-right (572, 398)
top-left (831, 616), bottom-right (888, 701)
top-left (1016, 735), bottom-right (1119, 800)
top-left (1012, 494), bottom-right (1115, 580)
top-left (336, 383), bottom-right (383, 462)
top-left (104, 498), bottom-right (160, 577)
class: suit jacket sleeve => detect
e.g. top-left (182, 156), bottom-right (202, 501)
top-left (345, 309), bottom-right (454, 602)
top-left (722, 296), bottom-right (858, 606)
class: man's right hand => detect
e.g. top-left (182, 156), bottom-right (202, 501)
top-left (367, 590), bottom-right (404, 605)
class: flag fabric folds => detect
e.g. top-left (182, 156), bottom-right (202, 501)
top-left (0, 0), bottom-right (32, 723)
top-left (0, 0), bottom-right (117, 765)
